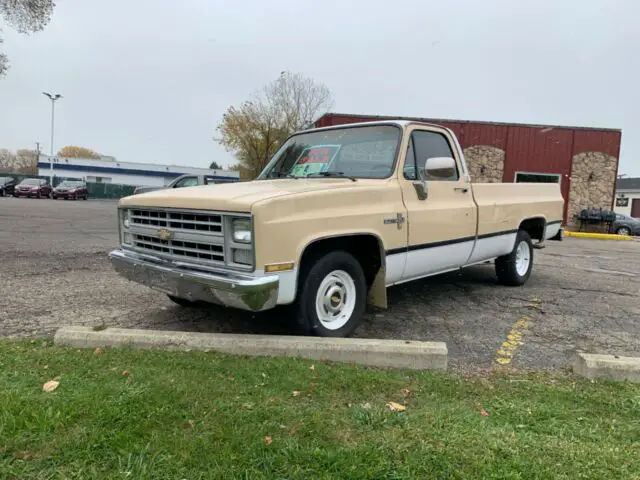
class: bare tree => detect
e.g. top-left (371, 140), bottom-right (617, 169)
top-left (0, 148), bottom-right (16, 172)
top-left (0, 0), bottom-right (56, 78)
top-left (215, 72), bottom-right (334, 178)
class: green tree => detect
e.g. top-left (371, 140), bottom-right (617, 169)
top-left (215, 72), bottom-right (333, 179)
top-left (0, 1), bottom-right (56, 78)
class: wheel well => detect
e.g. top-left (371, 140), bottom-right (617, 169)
top-left (298, 234), bottom-right (383, 287)
top-left (519, 217), bottom-right (545, 241)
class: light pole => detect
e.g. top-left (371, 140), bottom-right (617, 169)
top-left (42, 92), bottom-right (62, 184)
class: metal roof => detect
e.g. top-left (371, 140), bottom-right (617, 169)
top-left (616, 177), bottom-right (640, 191)
top-left (315, 112), bottom-right (622, 133)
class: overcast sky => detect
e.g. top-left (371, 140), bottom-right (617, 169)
top-left (0, 0), bottom-right (637, 175)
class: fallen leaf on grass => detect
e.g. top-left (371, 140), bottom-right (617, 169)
top-left (480, 408), bottom-right (489, 417)
top-left (400, 388), bottom-right (411, 396)
top-left (386, 401), bottom-right (406, 412)
top-left (309, 365), bottom-right (315, 371)
top-left (121, 369), bottom-right (131, 377)
top-left (42, 380), bottom-right (59, 393)
top-left (14, 451), bottom-right (32, 461)
top-left (264, 436), bottom-right (273, 445)
top-left (292, 391), bottom-right (301, 397)
top-left (94, 347), bottom-right (103, 355)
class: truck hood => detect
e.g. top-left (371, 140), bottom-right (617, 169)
top-left (118, 179), bottom-right (374, 211)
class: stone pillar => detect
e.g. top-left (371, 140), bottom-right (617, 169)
top-left (567, 152), bottom-right (617, 223)
top-left (462, 146), bottom-right (505, 183)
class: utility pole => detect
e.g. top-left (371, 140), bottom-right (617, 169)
top-left (35, 142), bottom-right (41, 175)
top-left (42, 92), bottom-right (63, 184)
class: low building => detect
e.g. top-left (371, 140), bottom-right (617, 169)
top-left (313, 113), bottom-right (622, 224)
top-left (614, 177), bottom-right (640, 217)
top-left (37, 155), bottom-right (239, 187)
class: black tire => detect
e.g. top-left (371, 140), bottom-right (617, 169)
top-left (616, 227), bottom-right (631, 236)
top-left (167, 294), bottom-right (201, 307)
top-left (495, 230), bottom-right (534, 286)
top-left (294, 250), bottom-right (367, 338)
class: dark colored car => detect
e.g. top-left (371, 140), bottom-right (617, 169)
top-left (52, 180), bottom-right (88, 200)
top-left (613, 213), bottom-right (640, 236)
top-left (0, 176), bottom-right (16, 197)
top-left (133, 173), bottom-right (239, 195)
top-left (13, 178), bottom-right (52, 198)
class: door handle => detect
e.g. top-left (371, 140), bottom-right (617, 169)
top-left (454, 187), bottom-right (469, 193)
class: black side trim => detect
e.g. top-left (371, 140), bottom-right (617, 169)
top-left (546, 220), bottom-right (563, 226)
top-left (385, 229), bottom-right (518, 256)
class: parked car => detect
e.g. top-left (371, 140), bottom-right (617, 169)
top-left (133, 173), bottom-right (239, 195)
top-left (0, 176), bottom-right (16, 197)
top-left (13, 178), bottom-right (52, 198)
top-left (52, 180), bottom-right (88, 200)
top-left (109, 119), bottom-right (564, 338)
top-left (612, 213), bottom-right (640, 236)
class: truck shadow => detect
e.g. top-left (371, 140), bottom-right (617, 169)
top-left (146, 264), bottom-right (511, 337)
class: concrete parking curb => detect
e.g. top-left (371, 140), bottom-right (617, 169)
top-left (53, 326), bottom-right (448, 371)
top-left (563, 231), bottom-right (634, 241)
top-left (573, 353), bottom-right (640, 383)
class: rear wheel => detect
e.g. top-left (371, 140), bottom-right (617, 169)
top-left (294, 250), bottom-right (367, 337)
top-left (495, 230), bottom-right (533, 286)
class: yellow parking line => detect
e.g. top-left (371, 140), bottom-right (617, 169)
top-left (494, 317), bottom-right (529, 366)
top-left (563, 231), bottom-right (633, 241)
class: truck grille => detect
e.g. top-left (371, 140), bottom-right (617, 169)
top-left (132, 234), bottom-right (225, 263)
top-left (128, 208), bottom-right (226, 265)
top-left (131, 208), bottom-right (223, 234)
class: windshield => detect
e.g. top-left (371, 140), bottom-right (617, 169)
top-left (20, 178), bottom-right (42, 185)
top-left (0, 177), bottom-right (12, 185)
top-left (258, 124), bottom-right (402, 180)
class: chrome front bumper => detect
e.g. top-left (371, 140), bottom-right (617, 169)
top-left (108, 249), bottom-right (279, 312)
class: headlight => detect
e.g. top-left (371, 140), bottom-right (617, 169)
top-left (232, 218), bottom-right (251, 243)
top-left (122, 209), bottom-right (131, 228)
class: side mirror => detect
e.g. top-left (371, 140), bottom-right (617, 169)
top-left (423, 156), bottom-right (457, 180)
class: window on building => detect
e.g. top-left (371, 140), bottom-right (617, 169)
top-left (86, 176), bottom-right (112, 183)
top-left (514, 172), bottom-right (561, 184)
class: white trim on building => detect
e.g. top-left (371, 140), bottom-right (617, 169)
top-left (37, 155), bottom-right (239, 187)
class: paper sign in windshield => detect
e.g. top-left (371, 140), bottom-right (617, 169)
top-left (291, 145), bottom-right (340, 177)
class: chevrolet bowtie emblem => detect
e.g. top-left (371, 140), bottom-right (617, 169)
top-left (157, 229), bottom-right (173, 240)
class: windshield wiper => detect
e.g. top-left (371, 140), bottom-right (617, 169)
top-left (306, 171), bottom-right (357, 182)
top-left (269, 171), bottom-right (298, 179)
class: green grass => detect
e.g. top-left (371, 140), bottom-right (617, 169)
top-left (1, 341), bottom-right (639, 479)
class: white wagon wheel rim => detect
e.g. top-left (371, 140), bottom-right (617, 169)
top-left (515, 240), bottom-right (531, 276)
top-left (315, 269), bottom-right (357, 330)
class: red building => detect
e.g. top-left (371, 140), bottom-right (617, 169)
top-left (314, 113), bottom-right (622, 224)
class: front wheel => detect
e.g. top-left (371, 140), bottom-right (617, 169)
top-left (616, 226), bottom-right (631, 236)
top-left (495, 230), bottom-right (533, 286)
top-left (295, 251), bottom-right (367, 338)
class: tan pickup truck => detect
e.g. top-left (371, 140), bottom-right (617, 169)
top-left (109, 120), bottom-right (564, 337)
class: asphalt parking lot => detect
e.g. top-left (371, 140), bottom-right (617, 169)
top-left (1, 197), bottom-right (639, 373)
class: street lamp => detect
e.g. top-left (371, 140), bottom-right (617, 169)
top-left (42, 92), bottom-right (63, 184)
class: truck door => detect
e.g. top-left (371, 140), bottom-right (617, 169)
top-left (398, 126), bottom-right (477, 282)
